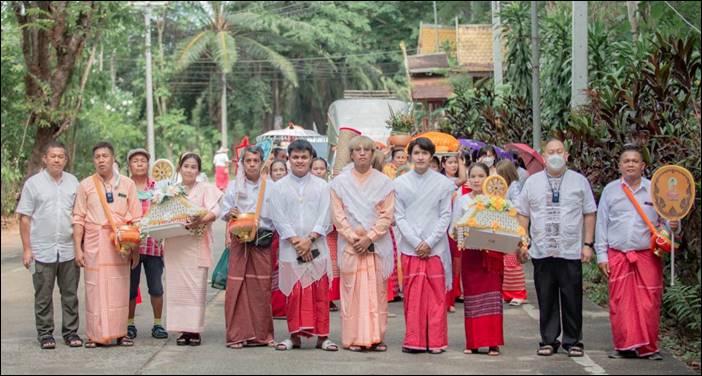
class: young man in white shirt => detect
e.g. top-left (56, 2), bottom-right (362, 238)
top-left (268, 139), bottom-right (338, 352)
top-left (394, 137), bottom-right (454, 354)
top-left (17, 141), bottom-right (82, 349)
top-left (517, 138), bottom-right (597, 358)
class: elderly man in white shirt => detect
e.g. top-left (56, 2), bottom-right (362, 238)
top-left (394, 137), bottom-right (454, 354)
top-left (16, 141), bottom-right (82, 349)
top-left (268, 139), bottom-right (339, 352)
top-left (595, 144), bottom-right (680, 361)
top-left (517, 138), bottom-right (596, 358)
top-left (221, 145), bottom-right (276, 349)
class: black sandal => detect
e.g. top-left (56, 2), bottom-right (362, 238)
top-left (39, 335), bottom-right (56, 350)
top-left (568, 346), bottom-right (584, 357)
top-left (64, 334), bottom-right (83, 348)
top-left (118, 336), bottom-right (134, 347)
top-left (537, 345), bottom-right (556, 356)
top-left (371, 342), bottom-right (387, 352)
top-left (176, 333), bottom-right (190, 346)
top-left (189, 333), bottom-right (202, 346)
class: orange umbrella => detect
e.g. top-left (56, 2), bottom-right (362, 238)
top-left (411, 132), bottom-right (460, 153)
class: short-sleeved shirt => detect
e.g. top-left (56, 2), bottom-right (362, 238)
top-left (213, 152), bottom-right (229, 167)
top-left (16, 169), bottom-right (79, 263)
top-left (517, 170), bottom-right (597, 260)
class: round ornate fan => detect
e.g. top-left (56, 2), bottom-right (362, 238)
top-left (150, 159), bottom-right (175, 182)
top-left (482, 175), bottom-right (508, 198)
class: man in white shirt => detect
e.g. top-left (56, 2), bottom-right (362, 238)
top-left (268, 139), bottom-right (339, 352)
top-left (16, 141), bottom-right (82, 349)
top-left (595, 144), bottom-right (679, 361)
top-left (517, 138), bottom-right (597, 358)
top-left (221, 145), bottom-right (276, 349)
top-left (394, 137), bottom-right (454, 354)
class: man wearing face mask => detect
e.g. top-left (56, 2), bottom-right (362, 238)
top-left (516, 138), bottom-right (597, 358)
top-left (595, 144), bottom-right (680, 361)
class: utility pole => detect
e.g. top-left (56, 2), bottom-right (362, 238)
top-left (571, 1), bottom-right (588, 108)
top-left (433, 1), bottom-right (439, 52)
top-left (144, 3), bottom-right (155, 159)
top-left (531, 1), bottom-right (541, 151)
top-left (492, 1), bottom-right (503, 88)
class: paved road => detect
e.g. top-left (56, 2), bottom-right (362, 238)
top-left (1, 221), bottom-right (695, 374)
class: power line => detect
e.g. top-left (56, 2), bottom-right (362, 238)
top-left (663, 1), bottom-right (701, 34)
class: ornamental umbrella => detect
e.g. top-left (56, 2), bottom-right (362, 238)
top-left (504, 143), bottom-right (545, 175)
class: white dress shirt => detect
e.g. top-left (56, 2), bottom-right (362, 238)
top-left (16, 169), bottom-right (79, 263)
top-left (220, 176), bottom-right (273, 230)
top-left (594, 178), bottom-right (676, 263)
top-left (393, 169), bottom-right (454, 289)
top-left (268, 172), bottom-right (332, 295)
top-left (517, 169), bottom-right (597, 260)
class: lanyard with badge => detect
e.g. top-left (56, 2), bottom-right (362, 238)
top-left (547, 171), bottom-right (565, 203)
top-left (102, 174), bottom-right (120, 203)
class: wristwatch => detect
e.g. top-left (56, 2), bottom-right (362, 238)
top-left (584, 242), bottom-right (594, 249)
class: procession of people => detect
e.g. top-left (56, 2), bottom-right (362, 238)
top-left (17, 133), bottom-right (685, 363)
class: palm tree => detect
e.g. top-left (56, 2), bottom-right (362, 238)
top-left (175, 1), bottom-right (306, 148)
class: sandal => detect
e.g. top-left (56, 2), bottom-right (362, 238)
top-left (488, 346), bottom-right (500, 356)
top-left (176, 333), bottom-right (190, 346)
top-left (370, 342), bottom-right (387, 352)
top-left (316, 338), bottom-right (339, 352)
top-left (118, 336), bottom-right (134, 347)
top-left (464, 348), bottom-right (479, 354)
top-left (227, 342), bottom-right (245, 349)
top-left (275, 338), bottom-right (300, 351)
top-left (64, 334), bottom-right (83, 348)
top-left (84, 341), bottom-right (98, 349)
top-left (127, 324), bottom-right (137, 339)
top-left (347, 345), bottom-right (364, 352)
top-left (329, 302), bottom-right (339, 312)
top-left (189, 333), bottom-right (202, 346)
top-left (39, 335), bottom-right (56, 350)
top-left (428, 348), bottom-right (444, 355)
top-left (537, 345), bottom-right (556, 356)
top-left (402, 347), bottom-right (425, 354)
top-left (567, 346), bottom-right (584, 358)
top-left (151, 324), bottom-right (168, 339)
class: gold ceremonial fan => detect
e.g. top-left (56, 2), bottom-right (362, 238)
top-left (150, 159), bottom-right (175, 182)
top-left (482, 175), bottom-right (509, 198)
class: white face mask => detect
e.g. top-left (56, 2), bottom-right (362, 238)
top-left (546, 154), bottom-right (566, 171)
top-left (481, 156), bottom-right (495, 168)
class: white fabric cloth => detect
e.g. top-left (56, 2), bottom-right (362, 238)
top-left (16, 169), bottom-right (79, 263)
top-left (268, 173), bottom-right (333, 296)
top-left (517, 169), bottom-right (597, 260)
top-left (393, 169), bottom-right (454, 289)
top-left (594, 178), bottom-right (676, 263)
top-left (507, 180), bottom-right (522, 202)
top-left (329, 168), bottom-right (395, 280)
top-left (213, 152), bottom-right (229, 167)
top-left (220, 176), bottom-right (273, 230)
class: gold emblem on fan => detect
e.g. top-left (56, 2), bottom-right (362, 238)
top-left (150, 159), bottom-right (175, 182)
top-left (482, 175), bottom-right (509, 198)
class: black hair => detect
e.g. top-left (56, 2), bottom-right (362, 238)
top-left (620, 143), bottom-right (644, 161)
top-left (478, 145), bottom-right (497, 159)
top-left (240, 145), bottom-right (264, 162)
top-left (287, 139), bottom-right (316, 158)
top-left (311, 157), bottom-right (328, 170)
top-left (468, 162), bottom-right (490, 177)
top-left (272, 147), bottom-right (287, 159)
top-left (407, 137), bottom-right (436, 156)
top-left (431, 156), bottom-right (440, 166)
top-left (43, 140), bottom-right (67, 155)
top-left (92, 142), bottom-right (114, 156)
top-left (178, 152), bottom-right (202, 172)
top-left (440, 154), bottom-right (459, 176)
top-left (391, 147), bottom-right (406, 159)
top-left (510, 150), bottom-right (526, 169)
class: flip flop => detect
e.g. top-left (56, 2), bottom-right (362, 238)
top-left (317, 339), bottom-right (339, 352)
top-left (275, 339), bottom-right (300, 351)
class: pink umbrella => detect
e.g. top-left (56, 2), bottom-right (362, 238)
top-left (505, 143), bottom-right (545, 175)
